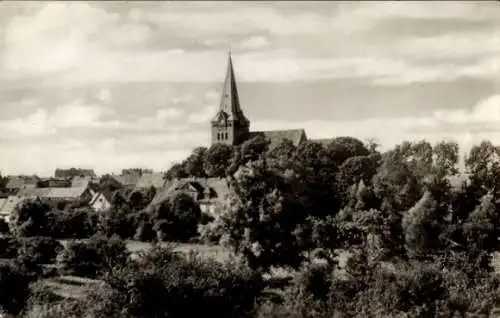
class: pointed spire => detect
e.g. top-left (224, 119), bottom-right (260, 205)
top-left (213, 50), bottom-right (249, 125)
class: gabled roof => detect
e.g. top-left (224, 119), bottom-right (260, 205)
top-left (250, 129), bottom-right (307, 150)
top-left (17, 186), bottom-right (89, 200)
top-left (45, 187), bottom-right (89, 199)
top-left (54, 168), bottom-right (96, 178)
top-left (149, 177), bottom-right (230, 207)
top-left (0, 196), bottom-right (32, 215)
top-left (5, 176), bottom-right (39, 190)
top-left (90, 190), bottom-right (115, 206)
top-left (17, 187), bottom-right (50, 198)
top-left (135, 173), bottom-right (165, 189)
top-left (71, 176), bottom-right (91, 188)
top-left (111, 174), bottom-right (140, 187)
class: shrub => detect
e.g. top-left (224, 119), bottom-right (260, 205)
top-left (18, 236), bottom-right (64, 264)
top-left (0, 235), bottom-right (19, 258)
top-left (58, 235), bottom-right (129, 278)
top-left (0, 261), bottom-right (32, 316)
top-left (78, 246), bottom-right (264, 318)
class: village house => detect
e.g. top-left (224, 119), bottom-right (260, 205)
top-left (89, 190), bottom-right (115, 212)
top-left (4, 175), bottom-right (39, 195)
top-left (0, 195), bottom-right (42, 223)
top-left (150, 177), bottom-right (230, 218)
top-left (135, 172), bottom-right (166, 190)
top-left (54, 168), bottom-right (96, 179)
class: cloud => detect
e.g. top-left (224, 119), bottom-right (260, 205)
top-left (156, 108), bottom-right (183, 120)
top-left (237, 36), bottom-right (270, 50)
top-left (97, 88), bottom-right (112, 103)
top-left (2, 2), bottom-right (497, 86)
top-left (0, 100), bottom-right (113, 138)
top-left (253, 94), bottom-right (500, 154)
top-left (188, 105), bottom-right (217, 124)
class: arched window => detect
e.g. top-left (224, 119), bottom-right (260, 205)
top-left (217, 132), bottom-right (220, 140)
top-left (225, 132), bottom-right (228, 140)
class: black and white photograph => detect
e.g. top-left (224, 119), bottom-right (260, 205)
top-left (0, 1), bottom-right (499, 317)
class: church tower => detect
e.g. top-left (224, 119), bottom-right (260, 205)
top-left (211, 50), bottom-right (250, 146)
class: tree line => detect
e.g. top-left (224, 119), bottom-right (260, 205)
top-left (3, 136), bottom-right (500, 316)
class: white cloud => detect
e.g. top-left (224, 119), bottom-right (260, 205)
top-left (156, 108), bottom-right (183, 120)
top-left (97, 88), bottom-right (112, 103)
top-left (188, 105), bottom-right (217, 124)
top-left (253, 94), bottom-right (500, 154)
top-left (0, 100), bottom-right (113, 138)
top-left (237, 36), bottom-right (270, 50)
top-left (1, 2), bottom-right (497, 85)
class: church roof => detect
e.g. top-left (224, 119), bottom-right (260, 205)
top-left (250, 129), bottom-right (307, 150)
top-left (212, 52), bottom-right (249, 125)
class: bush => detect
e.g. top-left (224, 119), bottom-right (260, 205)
top-left (58, 235), bottom-right (129, 278)
top-left (18, 236), bottom-right (63, 264)
top-left (75, 246), bottom-right (264, 318)
top-left (0, 261), bottom-right (32, 316)
top-left (0, 235), bottom-right (19, 258)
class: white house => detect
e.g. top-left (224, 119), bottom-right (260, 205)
top-left (89, 191), bottom-right (114, 212)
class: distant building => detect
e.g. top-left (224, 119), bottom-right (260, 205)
top-left (110, 174), bottom-right (141, 189)
top-left (210, 51), bottom-right (314, 149)
top-left (4, 176), bottom-right (39, 194)
top-left (122, 168), bottom-right (153, 176)
top-left (54, 168), bottom-right (96, 179)
top-left (37, 177), bottom-right (71, 188)
top-left (17, 184), bottom-right (93, 204)
top-left (89, 190), bottom-right (115, 212)
top-left (0, 195), bottom-right (41, 223)
top-left (135, 172), bottom-right (165, 190)
top-left (150, 177), bottom-right (230, 217)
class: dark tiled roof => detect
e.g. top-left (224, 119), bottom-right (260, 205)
top-left (55, 168), bottom-right (96, 178)
top-left (71, 176), bottom-right (91, 188)
top-left (5, 176), bottom-right (38, 190)
top-left (250, 129), bottom-right (307, 150)
top-left (111, 174), bottom-right (141, 187)
top-left (135, 173), bottom-right (165, 189)
top-left (149, 177), bottom-right (230, 207)
top-left (90, 190), bottom-right (116, 205)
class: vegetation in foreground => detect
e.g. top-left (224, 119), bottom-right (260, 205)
top-left (3, 137), bottom-right (500, 317)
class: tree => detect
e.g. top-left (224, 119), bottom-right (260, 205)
top-left (291, 141), bottom-right (339, 218)
top-left (465, 140), bottom-right (500, 195)
top-left (203, 143), bottom-right (234, 178)
top-left (433, 140), bottom-right (459, 177)
top-left (17, 236), bottom-right (63, 264)
top-left (323, 136), bottom-right (370, 167)
top-left (218, 160), bottom-right (308, 271)
top-left (0, 262), bottom-right (32, 316)
top-left (10, 199), bottom-right (53, 237)
top-left (402, 191), bottom-right (445, 258)
top-left (240, 134), bottom-right (270, 163)
top-left (184, 147), bottom-right (208, 178)
top-left (58, 235), bottom-right (129, 278)
top-left (165, 162), bottom-right (188, 180)
top-left (151, 192), bottom-right (202, 242)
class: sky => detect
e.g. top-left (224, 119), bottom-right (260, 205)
top-left (0, 1), bottom-right (499, 176)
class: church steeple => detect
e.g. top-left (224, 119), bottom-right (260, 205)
top-left (211, 50), bottom-right (250, 146)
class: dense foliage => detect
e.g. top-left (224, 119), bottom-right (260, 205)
top-left (8, 137), bottom-right (500, 317)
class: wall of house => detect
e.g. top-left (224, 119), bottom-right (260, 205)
top-left (92, 195), bottom-right (111, 212)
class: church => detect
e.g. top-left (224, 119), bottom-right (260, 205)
top-left (210, 51), bottom-right (331, 149)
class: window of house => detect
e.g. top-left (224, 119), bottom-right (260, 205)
top-left (217, 132), bottom-right (220, 140)
top-left (225, 132), bottom-right (228, 139)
